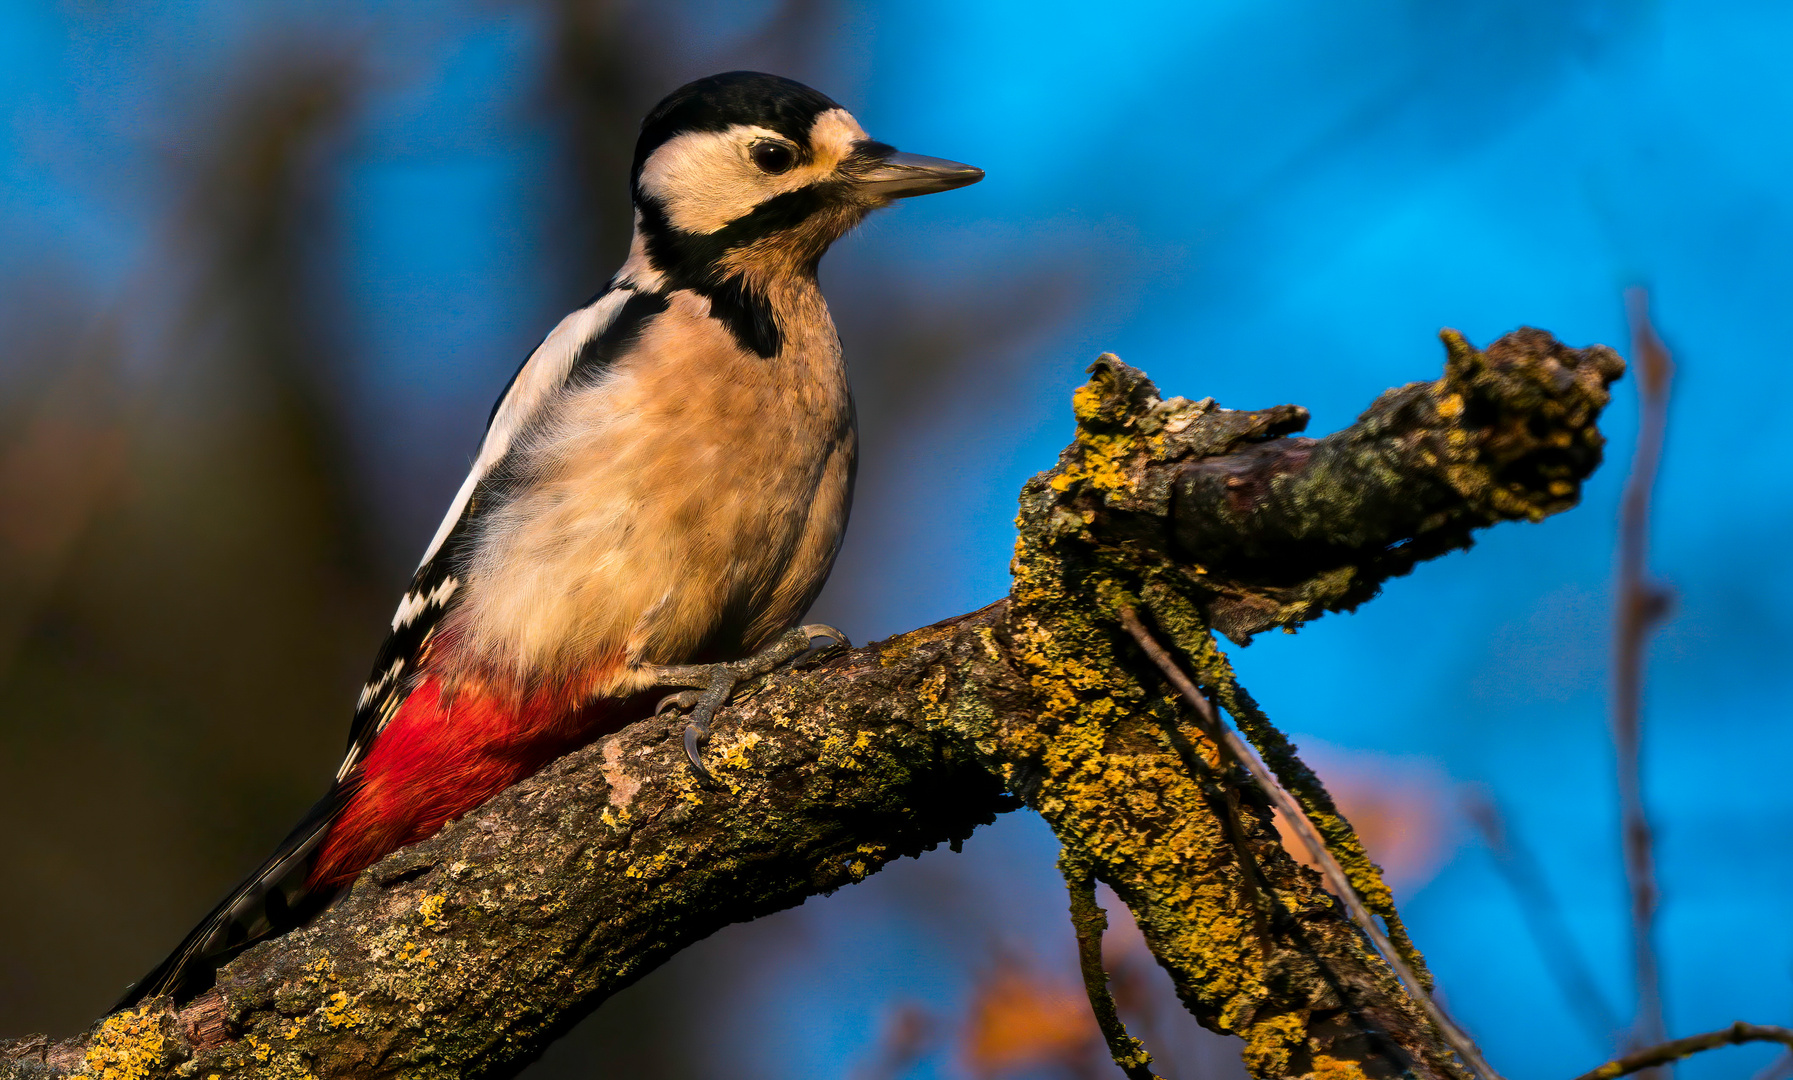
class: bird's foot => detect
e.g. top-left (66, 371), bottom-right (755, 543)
top-left (644, 624), bottom-right (850, 784)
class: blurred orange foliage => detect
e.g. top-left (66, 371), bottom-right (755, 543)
top-left (959, 954), bottom-right (1102, 1078)
top-left (1271, 747), bottom-right (1455, 894)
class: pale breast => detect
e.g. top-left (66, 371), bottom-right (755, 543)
top-left (443, 287), bottom-right (855, 692)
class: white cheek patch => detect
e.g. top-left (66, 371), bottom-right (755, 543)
top-left (639, 114), bottom-right (872, 237)
top-left (639, 125), bottom-right (788, 235)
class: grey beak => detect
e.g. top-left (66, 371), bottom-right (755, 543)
top-left (855, 151), bottom-right (985, 198)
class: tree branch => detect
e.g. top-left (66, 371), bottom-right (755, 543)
top-left (1569, 1022), bottom-right (1793, 1080)
top-left (1062, 851), bottom-right (1161, 1080)
top-left (1613, 290), bottom-right (1674, 1068)
top-left (1167, 327), bottom-right (1622, 641)
top-left (1116, 604), bottom-right (1501, 1080)
top-left (2, 328), bottom-right (1622, 1080)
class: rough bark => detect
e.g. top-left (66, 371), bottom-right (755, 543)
top-left (2, 327), bottom-right (1623, 1080)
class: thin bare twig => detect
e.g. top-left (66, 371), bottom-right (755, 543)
top-left (1463, 790), bottom-right (1623, 1050)
top-left (1615, 289), bottom-right (1674, 1066)
top-left (1568, 1021), bottom-right (1793, 1080)
top-left (1061, 853), bottom-right (1161, 1080)
top-left (1116, 606), bottom-right (1504, 1080)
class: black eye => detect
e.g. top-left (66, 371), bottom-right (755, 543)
top-left (750, 141), bottom-right (797, 175)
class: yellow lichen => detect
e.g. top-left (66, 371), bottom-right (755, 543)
top-left (419, 893), bottom-right (447, 926)
top-left (1311, 1051), bottom-right (1373, 1080)
top-left (624, 850), bottom-right (672, 879)
top-left (1240, 1013), bottom-right (1306, 1076)
top-left (719, 731), bottom-right (763, 770)
top-left (318, 990), bottom-right (362, 1029)
top-left (76, 1008), bottom-right (166, 1080)
top-left (1045, 384), bottom-right (1138, 496)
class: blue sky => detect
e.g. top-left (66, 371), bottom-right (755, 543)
top-left (4, 1), bottom-right (1792, 1077)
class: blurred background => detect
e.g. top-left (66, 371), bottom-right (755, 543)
top-left (2, 1), bottom-right (1791, 1077)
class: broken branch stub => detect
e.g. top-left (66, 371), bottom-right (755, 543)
top-left (1165, 328), bottom-right (1624, 641)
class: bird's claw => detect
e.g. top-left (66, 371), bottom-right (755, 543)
top-left (799, 623), bottom-right (850, 648)
top-left (683, 720), bottom-right (716, 786)
top-left (641, 623), bottom-right (853, 785)
top-left (656, 690), bottom-right (702, 716)
top-left (676, 676), bottom-right (732, 787)
top-left (793, 623), bottom-right (851, 662)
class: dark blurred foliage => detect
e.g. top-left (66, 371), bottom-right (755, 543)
top-left (0, 40), bottom-right (389, 1032)
top-left (0, 2), bottom-right (1087, 1077)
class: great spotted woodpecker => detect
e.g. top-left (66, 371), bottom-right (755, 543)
top-left (118, 70), bottom-right (982, 1007)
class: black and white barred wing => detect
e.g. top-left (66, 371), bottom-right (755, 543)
top-left (338, 283), bottom-right (651, 777)
top-left (116, 283), bottom-right (667, 1007)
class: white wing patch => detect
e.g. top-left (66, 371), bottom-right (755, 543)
top-left (417, 288), bottom-right (635, 568)
top-left (392, 575), bottom-right (460, 630)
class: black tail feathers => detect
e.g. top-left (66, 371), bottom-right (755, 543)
top-left (113, 787), bottom-right (350, 1010)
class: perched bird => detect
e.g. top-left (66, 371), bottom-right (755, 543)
top-left (118, 70), bottom-right (982, 1007)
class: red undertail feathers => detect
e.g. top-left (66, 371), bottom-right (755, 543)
top-left (310, 667), bottom-right (627, 890)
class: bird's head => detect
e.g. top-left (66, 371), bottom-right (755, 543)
top-left (627, 71), bottom-right (982, 289)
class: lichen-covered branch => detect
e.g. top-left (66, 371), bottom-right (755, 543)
top-left (1166, 327), bottom-right (1623, 641)
top-left (1062, 851), bottom-right (1160, 1080)
top-left (1116, 604), bottom-right (1500, 1080)
top-left (1, 329), bottom-right (1621, 1080)
top-left (5, 604), bottom-right (1026, 1080)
